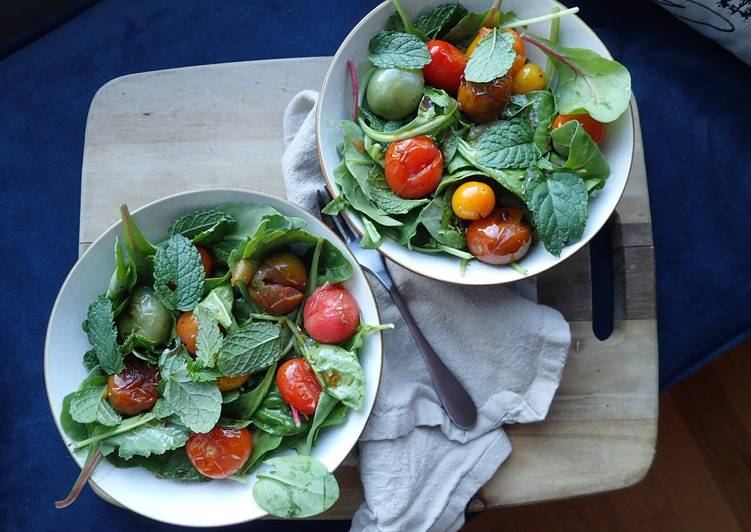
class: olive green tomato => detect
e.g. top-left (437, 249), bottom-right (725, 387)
top-left (366, 68), bottom-right (424, 120)
top-left (117, 287), bottom-right (173, 345)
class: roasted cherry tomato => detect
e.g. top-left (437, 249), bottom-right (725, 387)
top-left (117, 287), bottom-right (172, 345)
top-left (457, 74), bottom-right (514, 123)
top-left (512, 63), bottom-right (545, 94)
top-left (366, 68), bottom-right (424, 120)
top-left (277, 358), bottom-right (322, 416)
top-left (384, 135), bottom-right (443, 199)
top-left (250, 253), bottom-right (308, 315)
top-left (552, 113), bottom-right (606, 143)
top-left (176, 311), bottom-right (199, 354)
top-left (466, 28), bottom-right (526, 75)
top-left (467, 207), bottom-right (532, 264)
top-left (231, 258), bottom-right (257, 286)
top-left (107, 356), bottom-right (160, 416)
top-left (422, 40), bottom-right (467, 95)
top-left (217, 374), bottom-right (251, 392)
top-left (451, 181), bottom-right (496, 220)
top-left (304, 283), bottom-right (361, 344)
top-left (186, 426), bottom-right (252, 479)
top-left (195, 245), bottom-right (213, 276)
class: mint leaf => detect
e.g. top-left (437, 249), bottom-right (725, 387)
top-left (82, 349), bottom-right (99, 371)
top-left (368, 31), bottom-right (431, 69)
top-left (217, 321), bottom-right (282, 377)
top-left (186, 359), bottom-right (222, 382)
top-left (524, 170), bottom-right (588, 256)
top-left (473, 119), bottom-right (541, 170)
top-left (160, 351), bottom-right (221, 433)
top-left (222, 363), bottom-right (276, 420)
top-left (169, 208), bottom-right (234, 244)
top-left (86, 296), bottom-right (124, 375)
top-left (456, 138), bottom-right (525, 196)
top-left (152, 398), bottom-right (174, 419)
top-left (194, 306), bottom-right (222, 368)
top-left (464, 28), bottom-right (516, 83)
top-left (100, 418), bottom-right (190, 460)
top-left (153, 234), bottom-right (205, 311)
top-left (413, 3), bottom-right (467, 39)
top-left (304, 344), bottom-right (366, 410)
top-left (69, 368), bottom-right (122, 426)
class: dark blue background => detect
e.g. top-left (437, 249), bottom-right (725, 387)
top-left (1, 1), bottom-right (750, 530)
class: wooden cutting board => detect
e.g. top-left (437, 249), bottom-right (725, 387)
top-left (80, 56), bottom-right (657, 516)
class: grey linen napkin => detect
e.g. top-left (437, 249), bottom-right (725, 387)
top-left (281, 90), bottom-right (571, 532)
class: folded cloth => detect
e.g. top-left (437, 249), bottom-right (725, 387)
top-left (281, 90), bottom-right (572, 532)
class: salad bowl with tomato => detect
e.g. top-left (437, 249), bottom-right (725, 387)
top-left (45, 189), bottom-right (385, 526)
top-left (317, 0), bottom-right (635, 285)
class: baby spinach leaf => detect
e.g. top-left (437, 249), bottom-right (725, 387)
top-left (223, 363), bottom-right (277, 420)
top-left (159, 351), bottom-right (222, 433)
top-left (456, 138), bottom-right (525, 197)
top-left (153, 234), bottom-right (206, 312)
top-left (86, 295), bottom-right (124, 375)
top-left (526, 34), bottom-right (631, 123)
top-left (464, 28), bottom-right (516, 83)
top-left (524, 170), bottom-right (588, 257)
top-left (106, 448), bottom-right (205, 481)
top-left (168, 208), bottom-right (234, 244)
top-left (252, 455), bottom-right (339, 518)
top-left (239, 431), bottom-right (283, 475)
top-left (413, 3), bottom-right (467, 39)
top-left (100, 418), bottom-right (190, 460)
top-left (342, 120), bottom-right (376, 194)
top-left (318, 241), bottom-right (354, 285)
top-left (69, 368), bottom-right (122, 427)
top-left (208, 203), bottom-right (284, 263)
top-left (196, 283), bottom-right (234, 328)
top-left (204, 271), bottom-right (231, 294)
top-left (472, 118), bottom-right (541, 169)
top-left (300, 392), bottom-right (340, 456)
top-left (419, 192), bottom-right (466, 250)
top-left (252, 389), bottom-right (311, 436)
top-left (304, 343), bottom-right (366, 411)
top-left (550, 120), bottom-right (610, 187)
top-left (217, 321), bottom-right (282, 377)
top-left (194, 306), bottom-right (222, 368)
top-left (358, 107), bottom-right (408, 134)
top-left (368, 167), bottom-right (429, 215)
top-left (106, 236), bottom-right (137, 313)
top-left (344, 323), bottom-right (393, 352)
top-left (333, 161), bottom-right (403, 228)
top-left (360, 217), bottom-right (385, 249)
top-left (435, 168), bottom-right (490, 196)
top-left (221, 390), bottom-right (241, 404)
top-left (120, 204), bottom-right (156, 283)
top-left (442, 9), bottom-right (499, 49)
top-left (368, 31), bottom-right (431, 69)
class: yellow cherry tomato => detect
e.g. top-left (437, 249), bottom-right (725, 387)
top-left (512, 63), bottom-right (545, 94)
top-left (451, 181), bottom-right (496, 220)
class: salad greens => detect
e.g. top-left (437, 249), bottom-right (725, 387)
top-left (57, 201), bottom-right (386, 518)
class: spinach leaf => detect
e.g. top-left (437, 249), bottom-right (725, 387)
top-left (435, 168), bottom-right (490, 196)
top-left (419, 192), bottom-right (466, 250)
top-left (252, 455), bottom-right (339, 518)
top-left (471, 118), bottom-right (541, 169)
top-left (193, 306), bottom-right (222, 368)
top-left (222, 390), bottom-right (241, 404)
top-left (333, 160), bottom-right (402, 228)
top-left (300, 392), bottom-right (339, 456)
top-left (120, 204), bottom-right (156, 283)
top-left (203, 271), bottom-right (231, 294)
top-left (86, 295), bottom-right (124, 375)
top-left (106, 236), bottom-right (136, 314)
top-left (456, 138), bottom-right (525, 197)
top-left (252, 389), bottom-right (311, 436)
top-left (196, 283), bottom-right (234, 328)
top-left (367, 167), bottom-right (429, 215)
top-left (464, 28), bottom-right (516, 83)
top-left (69, 368), bottom-right (121, 426)
top-left (99, 417), bottom-right (190, 460)
top-left (368, 31), bottom-right (431, 70)
top-left (442, 10), bottom-right (499, 49)
top-left (217, 321), bottom-right (282, 377)
top-left (413, 3), bottom-right (467, 39)
top-left (358, 107), bottom-right (408, 134)
top-left (106, 448), bottom-right (204, 481)
top-left (525, 34), bottom-right (631, 123)
top-left (168, 208), bottom-right (234, 244)
top-left (524, 170), bottom-right (588, 256)
top-left (239, 431), bottom-right (283, 475)
top-left (344, 323), bottom-right (393, 352)
top-left (342, 120), bottom-right (376, 194)
top-left (222, 363), bottom-right (277, 420)
top-left (550, 120), bottom-right (610, 188)
top-left (159, 350), bottom-right (222, 433)
top-left (304, 343), bottom-right (366, 410)
top-left (360, 217), bottom-right (384, 249)
top-left (153, 235), bottom-right (205, 311)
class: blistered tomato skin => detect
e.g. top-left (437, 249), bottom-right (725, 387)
top-left (467, 207), bottom-right (533, 265)
top-left (423, 40), bottom-right (467, 95)
top-left (107, 356), bottom-right (160, 416)
top-left (457, 74), bottom-right (514, 123)
top-left (186, 427), bottom-right (253, 479)
top-left (366, 68), bottom-right (424, 120)
top-left (277, 358), bottom-right (322, 416)
top-left (303, 283), bottom-right (361, 344)
top-left (384, 136), bottom-right (443, 199)
top-left (217, 374), bottom-right (250, 392)
top-left (552, 113), bottom-right (606, 144)
top-left (195, 245), bottom-right (213, 276)
top-left (451, 182), bottom-right (496, 220)
top-left (512, 63), bottom-right (545, 94)
top-left (176, 311), bottom-right (199, 354)
top-left (250, 253), bottom-right (308, 315)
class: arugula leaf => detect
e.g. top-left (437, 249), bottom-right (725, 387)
top-left (196, 284), bottom-right (234, 328)
top-left (69, 368), bottom-right (122, 426)
top-left (159, 351), bottom-right (222, 433)
top-left (120, 204), bottom-right (156, 283)
top-left (304, 343), bottom-right (366, 410)
top-left (368, 31), bottom-right (431, 70)
top-left (419, 192), bottom-right (466, 250)
top-left (550, 120), bottom-right (610, 187)
top-left (472, 118), bottom-right (541, 169)
top-left (524, 170), bottom-right (588, 256)
top-left (153, 234), bottom-right (206, 311)
top-left (413, 3), bottom-right (468, 39)
top-left (168, 208), bottom-right (234, 244)
top-left (300, 392), bottom-right (340, 456)
top-left (252, 389), bottom-right (311, 436)
top-left (252, 455), bottom-right (339, 518)
top-left (106, 236), bottom-right (136, 314)
top-left (194, 306), bottom-right (222, 368)
top-left (239, 431), bottom-right (283, 475)
top-left (217, 321), bottom-right (282, 377)
top-left (86, 295), bottom-right (124, 375)
top-left (100, 418), bottom-right (190, 460)
top-left (223, 363), bottom-right (276, 420)
top-left (524, 34), bottom-right (631, 123)
top-left (464, 28), bottom-right (516, 83)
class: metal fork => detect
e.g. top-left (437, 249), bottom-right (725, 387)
top-left (317, 189), bottom-right (478, 430)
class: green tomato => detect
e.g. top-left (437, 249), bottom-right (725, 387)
top-left (117, 287), bottom-right (173, 345)
top-left (366, 68), bottom-right (424, 121)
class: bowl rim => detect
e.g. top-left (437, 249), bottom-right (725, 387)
top-left (315, 0), bottom-right (635, 286)
top-left (44, 187), bottom-right (384, 526)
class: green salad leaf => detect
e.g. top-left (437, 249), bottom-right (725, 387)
top-left (300, 392), bottom-right (340, 456)
top-left (120, 204), bottom-right (156, 283)
top-left (100, 418), bottom-right (190, 460)
top-left (153, 234), bottom-right (206, 311)
top-left (304, 343), bottom-right (365, 410)
top-left (194, 306), bottom-right (222, 368)
top-left (442, 9), bottom-right (503, 48)
top-left (464, 28), bottom-right (516, 83)
top-left (106, 237), bottom-right (136, 314)
top-left (217, 321), bottom-right (282, 377)
top-left (239, 431), bottom-right (284, 476)
top-left (105, 448), bottom-right (205, 481)
top-left (168, 208), bottom-right (234, 244)
top-left (368, 31), bottom-right (431, 69)
top-left (344, 323), bottom-right (393, 352)
top-left (550, 119), bottom-right (610, 189)
top-left (456, 138), bottom-right (525, 197)
top-left (196, 284), bottom-right (234, 329)
top-left (82, 349), bottom-right (99, 371)
top-left (252, 456), bottom-right (339, 518)
top-left (505, 90), bottom-right (557, 154)
top-left (252, 389), bottom-right (311, 436)
top-left (471, 119), bottom-right (541, 169)
top-left (419, 191), bottom-right (466, 250)
top-left (412, 3), bottom-right (468, 39)
top-left (333, 161), bottom-right (402, 228)
top-left (368, 167), bottom-right (429, 215)
top-left (222, 363), bottom-right (276, 420)
top-left (86, 295), bottom-right (124, 375)
top-left (69, 368), bottom-right (122, 427)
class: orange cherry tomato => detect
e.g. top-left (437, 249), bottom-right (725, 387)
top-left (552, 113), bottom-right (606, 144)
top-left (384, 135), bottom-right (443, 199)
top-left (277, 358), bottom-right (321, 416)
top-left (466, 207), bottom-right (532, 265)
top-left (195, 245), bottom-right (213, 276)
top-left (217, 374), bottom-right (250, 392)
top-left (512, 63), bottom-right (545, 94)
top-left (457, 74), bottom-right (514, 123)
top-left (304, 283), bottom-right (360, 344)
top-left (107, 356), bottom-right (160, 416)
top-left (176, 311), bottom-right (199, 355)
top-left (250, 253), bottom-right (307, 315)
top-left (451, 181), bottom-right (496, 220)
top-left (186, 426), bottom-right (252, 479)
top-left (466, 28), bottom-right (525, 75)
top-left (422, 40), bottom-right (467, 95)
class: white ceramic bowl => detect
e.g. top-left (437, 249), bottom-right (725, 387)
top-left (45, 189), bottom-right (383, 527)
top-left (317, 0), bottom-right (634, 285)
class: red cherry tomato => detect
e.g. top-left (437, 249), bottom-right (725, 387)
top-left (466, 207), bottom-right (532, 265)
top-left (385, 136), bottom-right (443, 199)
top-left (422, 40), bottom-right (467, 95)
top-left (107, 356), bottom-right (160, 416)
top-left (552, 113), bottom-right (606, 144)
top-left (195, 245), bottom-right (213, 276)
top-left (304, 283), bottom-right (361, 344)
top-left (277, 358), bottom-right (322, 416)
top-left (186, 426), bottom-right (253, 479)
top-left (176, 311), bottom-right (199, 355)
top-left (250, 253), bottom-right (308, 315)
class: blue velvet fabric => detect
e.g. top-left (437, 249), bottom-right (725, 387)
top-left (1, 0), bottom-right (750, 529)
